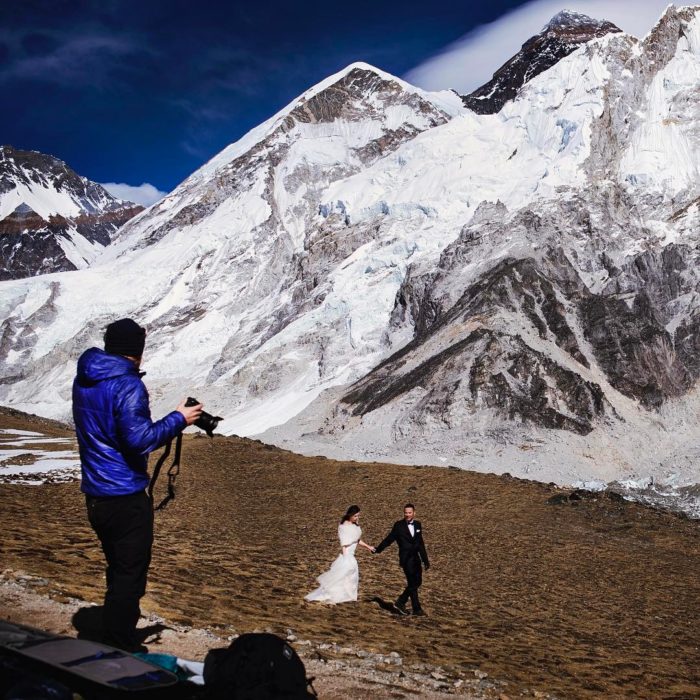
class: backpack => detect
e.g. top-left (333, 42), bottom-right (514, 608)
top-left (203, 633), bottom-right (316, 699)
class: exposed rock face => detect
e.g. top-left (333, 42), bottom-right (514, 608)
top-left (581, 245), bottom-right (700, 408)
top-left (343, 323), bottom-right (607, 437)
top-left (0, 206), bottom-right (73, 279)
top-left (341, 246), bottom-right (601, 433)
top-left (340, 232), bottom-right (700, 433)
top-left (462, 10), bottom-right (621, 114)
top-left (0, 146), bottom-right (142, 280)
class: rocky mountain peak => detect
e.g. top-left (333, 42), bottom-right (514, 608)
top-left (641, 4), bottom-right (700, 74)
top-left (0, 145), bottom-right (143, 280)
top-left (461, 11), bottom-right (621, 114)
top-left (274, 61), bottom-right (458, 136)
top-left (118, 61), bottom-right (459, 252)
top-left (0, 145), bottom-right (135, 213)
top-left (286, 65), bottom-right (417, 125)
top-left (545, 9), bottom-right (610, 31)
top-left (1, 145), bottom-right (89, 202)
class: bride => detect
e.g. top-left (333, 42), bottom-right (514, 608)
top-left (305, 505), bottom-right (374, 604)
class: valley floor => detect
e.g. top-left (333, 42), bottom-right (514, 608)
top-left (1, 409), bottom-right (699, 698)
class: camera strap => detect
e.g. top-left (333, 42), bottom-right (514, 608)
top-left (148, 433), bottom-right (183, 512)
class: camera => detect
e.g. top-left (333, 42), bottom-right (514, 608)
top-left (185, 397), bottom-right (223, 437)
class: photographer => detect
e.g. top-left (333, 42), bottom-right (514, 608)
top-left (72, 318), bottom-right (202, 652)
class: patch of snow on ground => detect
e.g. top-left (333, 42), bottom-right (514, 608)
top-left (0, 429), bottom-right (79, 484)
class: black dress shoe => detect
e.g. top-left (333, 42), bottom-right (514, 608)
top-left (394, 600), bottom-right (409, 615)
top-left (412, 609), bottom-right (427, 617)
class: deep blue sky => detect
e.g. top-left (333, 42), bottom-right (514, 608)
top-left (2, 0), bottom-right (532, 194)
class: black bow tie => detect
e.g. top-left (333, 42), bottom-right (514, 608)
top-left (407, 521), bottom-right (414, 525)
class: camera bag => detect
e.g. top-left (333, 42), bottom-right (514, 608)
top-left (203, 633), bottom-right (316, 699)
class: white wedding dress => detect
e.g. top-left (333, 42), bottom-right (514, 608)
top-left (305, 522), bottom-right (361, 603)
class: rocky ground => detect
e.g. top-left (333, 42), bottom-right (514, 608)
top-left (0, 573), bottom-right (506, 699)
top-left (1, 408), bottom-right (699, 698)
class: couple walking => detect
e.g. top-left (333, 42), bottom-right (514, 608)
top-left (305, 504), bottom-right (430, 616)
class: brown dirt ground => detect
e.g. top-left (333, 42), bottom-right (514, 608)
top-left (1, 408), bottom-right (699, 699)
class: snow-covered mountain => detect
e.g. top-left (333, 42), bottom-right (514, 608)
top-left (1, 6), bottom-right (700, 489)
top-left (462, 10), bottom-right (622, 114)
top-left (0, 146), bottom-right (142, 280)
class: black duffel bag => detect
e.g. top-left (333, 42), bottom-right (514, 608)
top-left (203, 633), bottom-right (316, 699)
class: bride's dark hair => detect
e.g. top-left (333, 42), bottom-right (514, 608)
top-left (341, 505), bottom-right (360, 524)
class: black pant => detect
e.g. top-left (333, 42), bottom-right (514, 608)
top-left (397, 556), bottom-right (423, 611)
top-left (86, 490), bottom-right (153, 650)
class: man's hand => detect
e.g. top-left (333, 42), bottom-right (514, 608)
top-left (177, 399), bottom-right (203, 426)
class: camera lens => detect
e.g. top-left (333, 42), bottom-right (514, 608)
top-left (185, 398), bottom-right (223, 437)
top-left (196, 412), bottom-right (219, 436)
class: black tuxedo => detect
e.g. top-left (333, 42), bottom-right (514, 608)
top-left (375, 519), bottom-right (429, 612)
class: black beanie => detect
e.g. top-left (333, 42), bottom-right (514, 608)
top-left (104, 318), bottom-right (146, 357)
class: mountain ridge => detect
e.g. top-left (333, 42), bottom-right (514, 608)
top-left (1, 6), bottom-right (699, 489)
top-left (0, 145), bottom-right (142, 280)
top-left (461, 10), bottom-right (622, 114)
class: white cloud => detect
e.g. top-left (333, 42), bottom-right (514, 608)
top-left (0, 32), bottom-right (144, 88)
top-left (101, 182), bottom-right (167, 207)
top-left (404, 0), bottom-right (674, 93)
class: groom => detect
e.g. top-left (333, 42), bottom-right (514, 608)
top-left (373, 503), bottom-right (430, 616)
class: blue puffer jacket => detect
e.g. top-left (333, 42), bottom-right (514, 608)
top-left (72, 347), bottom-right (186, 497)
